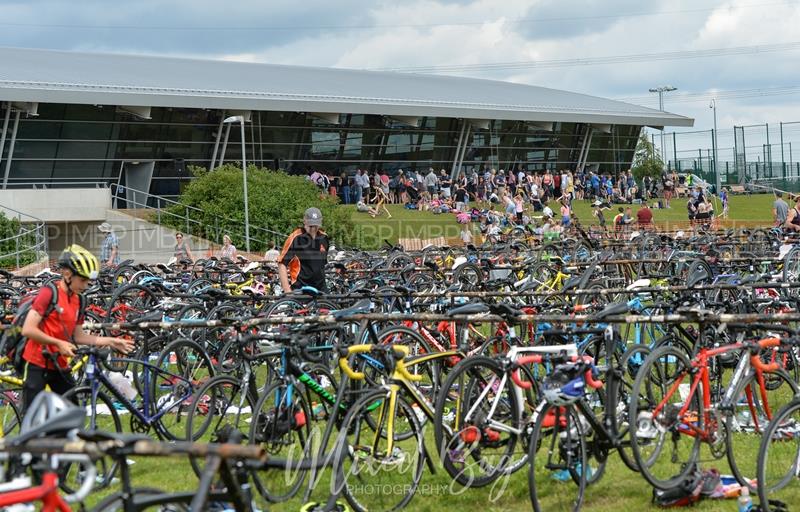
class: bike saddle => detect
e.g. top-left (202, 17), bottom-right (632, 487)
top-left (447, 302), bottom-right (490, 316)
top-left (591, 302), bottom-right (629, 320)
top-left (489, 302), bottom-right (523, 319)
top-left (332, 298), bottom-right (372, 319)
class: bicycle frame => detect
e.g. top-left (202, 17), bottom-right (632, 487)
top-left (84, 354), bottom-right (197, 430)
top-left (0, 471), bottom-right (70, 511)
top-left (654, 340), bottom-right (777, 441)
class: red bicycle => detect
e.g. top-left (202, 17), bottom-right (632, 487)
top-left (0, 452), bottom-right (95, 512)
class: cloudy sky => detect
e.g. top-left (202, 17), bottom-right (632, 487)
top-left (2, 0), bottom-right (799, 162)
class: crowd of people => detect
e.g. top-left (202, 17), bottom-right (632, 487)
top-left (306, 165), bottom-right (726, 232)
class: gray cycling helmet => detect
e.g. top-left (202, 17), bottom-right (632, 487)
top-left (18, 392), bottom-right (85, 442)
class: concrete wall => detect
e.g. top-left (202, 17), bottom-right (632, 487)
top-left (47, 210), bottom-right (213, 264)
top-left (0, 188), bottom-right (110, 222)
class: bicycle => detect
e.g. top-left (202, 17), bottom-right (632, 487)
top-left (331, 342), bottom-right (459, 512)
top-left (629, 325), bottom-right (798, 490)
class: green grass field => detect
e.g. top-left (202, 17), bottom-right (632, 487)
top-left (347, 193), bottom-right (777, 247)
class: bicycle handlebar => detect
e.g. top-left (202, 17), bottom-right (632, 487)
top-left (338, 344), bottom-right (422, 382)
top-left (511, 354), bottom-right (603, 391)
top-left (749, 336), bottom-right (782, 372)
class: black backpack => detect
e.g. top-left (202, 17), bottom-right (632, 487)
top-left (652, 466), bottom-right (704, 507)
top-left (0, 282), bottom-right (85, 374)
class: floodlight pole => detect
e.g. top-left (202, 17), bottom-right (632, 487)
top-left (710, 99), bottom-right (720, 193)
top-left (649, 86), bottom-right (677, 170)
top-left (223, 115), bottom-right (250, 253)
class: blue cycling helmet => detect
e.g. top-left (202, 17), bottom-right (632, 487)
top-left (542, 362), bottom-right (587, 406)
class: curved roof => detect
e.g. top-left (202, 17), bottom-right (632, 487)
top-left (0, 46), bottom-right (693, 127)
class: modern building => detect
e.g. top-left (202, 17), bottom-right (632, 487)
top-left (0, 46), bottom-right (693, 200)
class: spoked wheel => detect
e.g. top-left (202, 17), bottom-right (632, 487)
top-left (628, 345), bottom-right (702, 490)
top-left (150, 338), bottom-right (215, 440)
top-left (528, 401), bottom-right (587, 512)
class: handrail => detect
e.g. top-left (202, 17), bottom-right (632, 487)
top-left (0, 204), bottom-right (44, 223)
top-left (4, 179), bottom-right (113, 189)
top-left (0, 204), bottom-right (48, 269)
top-left (110, 183), bottom-right (286, 250)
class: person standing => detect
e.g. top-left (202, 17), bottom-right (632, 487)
top-left (424, 168), bottom-right (438, 200)
top-left (98, 222), bottom-right (120, 269)
top-left (21, 245), bottom-right (134, 410)
top-left (219, 234), bottom-right (237, 260)
top-left (774, 191), bottom-right (789, 227)
top-left (173, 232), bottom-right (193, 262)
top-left (439, 170), bottom-right (452, 199)
top-left (278, 207), bottom-right (329, 292)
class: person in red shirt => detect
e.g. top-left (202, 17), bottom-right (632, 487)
top-left (21, 244), bottom-right (134, 411)
top-left (636, 204), bottom-right (654, 229)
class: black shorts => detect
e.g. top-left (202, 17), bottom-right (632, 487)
top-left (22, 362), bottom-right (75, 413)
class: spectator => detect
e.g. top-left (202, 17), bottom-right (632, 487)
top-left (173, 232), bottom-right (193, 262)
top-left (398, 170), bottom-right (408, 203)
top-left (514, 194), bottom-right (525, 225)
top-left (98, 222), bottom-right (120, 269)
top-left (784, 195), bottom-right (800, 232)
top-left (361, 170), bottom-right (372, 200)
top-left (637, 203), bottom-right (653, 229)
top-left (560, 198), bottom-right (571, 228)
top-left (592, 200), bottom-right (608, 230)
top-left (264, 244), bottom-right (280, 262)
top-left (370, 187), bottom-right (392, 218)
top-left (774, 191), bottom-right (789, 226)
top-left (720, 187), bottom-right (729, 218)
top-left (424, 168), bottom-right (438, 200)
top-left (454, 182), bottom-right (468, 212)
top-left (687, 197), bottom-right (698, 222)
top-left (219, 234), bottom-right (237, 261)
top-left (353, 169), bottom-right (364, 203)
top-left (438, 170), bottom-right (451, 199)
top-left (339, 173), bottom-right (350, 205)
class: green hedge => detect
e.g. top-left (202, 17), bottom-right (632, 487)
top-left (162, 165), bottom-right (356, 252)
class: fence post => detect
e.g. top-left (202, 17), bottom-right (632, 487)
top-left (185, 207), bottom-right (190, 235)
top-left (15, 233), bottom-right (19, 269)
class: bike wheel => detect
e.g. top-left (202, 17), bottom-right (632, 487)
top-left (628, 345), bottom-right (702, 490)
top-left (250, 380), bottom-right (311, 503)
top-left (333, 388), bottom-right (425, 512)
top-left (528, 401), bottom-right (587, 512)
top-left (61, 386), bottom-right (122, 493)
top-left (0, 388), bottom-right (21, 438)
top-left (756, 399), bottom-right (800, 510)
top-left (433, 355), bottom-right (522, 488)
top-left (150, 338), bottom-right (215, 441)
top-left (616, 344), bottom-right (651, 472)
top-left (727, 368), bottom-right (799, 490)
top-left (185, 375), bottom-right (257, 476)
top-left (90, 487), bottom-right (190, 511)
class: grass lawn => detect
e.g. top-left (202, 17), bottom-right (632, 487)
top-left (346, 193), bottom-right (777, 247)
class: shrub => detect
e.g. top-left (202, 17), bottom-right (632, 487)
top-left (163, 165), bottom-right (355, 253)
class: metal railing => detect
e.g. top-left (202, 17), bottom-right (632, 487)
top-left (3, 179), bottom-right (113, 189)
top-left (0, 205), bottom-right (48, 270)
top-left (110, 184), bottom-right (286, 251)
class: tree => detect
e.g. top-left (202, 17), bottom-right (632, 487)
top-left (163, 165), bottom-right (356, 253)
top-left (631, 131), bottom-right (665, 182)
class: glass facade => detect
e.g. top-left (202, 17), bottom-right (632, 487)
top-left (0, 104), bottom-right (641, 198)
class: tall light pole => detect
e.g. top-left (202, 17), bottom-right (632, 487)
top-left (709, 99), bottom-right (720, 193)
top-left (223, 115), bottom-right (250, 253)
top-left (649, 86), bottom-right (677, 169)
